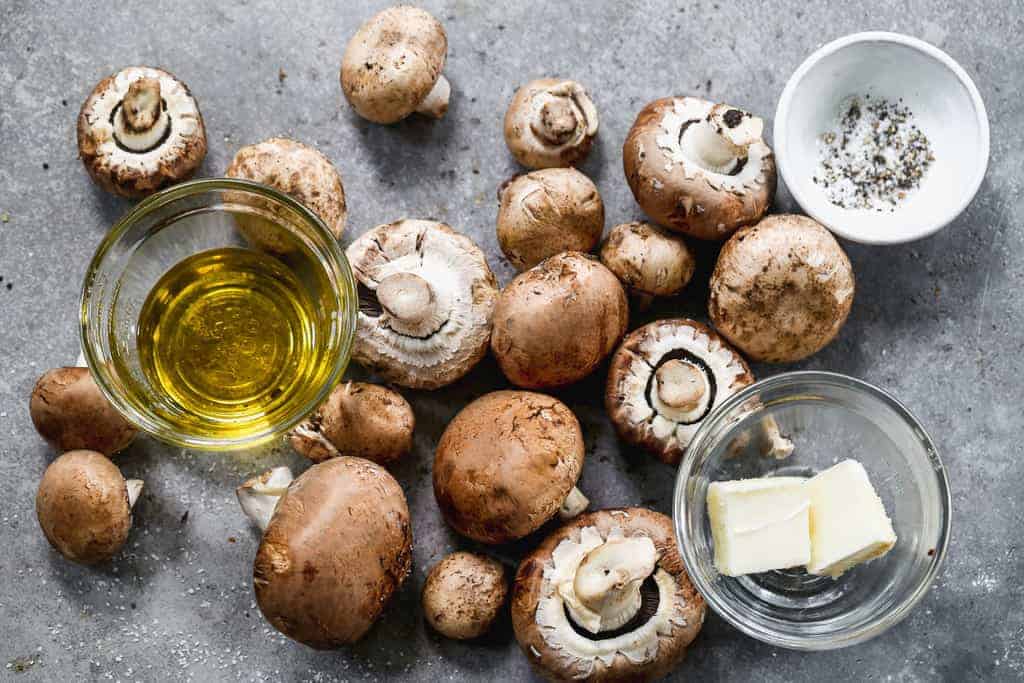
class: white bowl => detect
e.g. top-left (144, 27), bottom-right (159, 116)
top-left (774, 32), bottom-right (989, 245)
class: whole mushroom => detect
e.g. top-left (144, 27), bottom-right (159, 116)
top-left (503, 78), bottom-right (599, 169)
top-left (422, 552), bottom-right (508, 640)
top-left (709, 214), bottom-right (855, 363)
top-left (78, 66), bottom-right (207, 197)
top-left (30, 367), bottom-right (137, 456)
top-left (623, 97), bottom-right (775, 240)
top-left (496, 168), bottom-right (605, 271)
top-left (599, 221), bottom-right (695, 307)
top-left (433, 391), bottom-right (589, 545)
top-left (341, 6), bottom-right (450, 123)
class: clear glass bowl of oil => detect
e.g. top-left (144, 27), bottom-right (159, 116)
top-left (81, 178), bottom-right (356, 450)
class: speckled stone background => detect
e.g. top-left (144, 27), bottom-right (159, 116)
top-left (1, 0), bottom-right (1022, 680)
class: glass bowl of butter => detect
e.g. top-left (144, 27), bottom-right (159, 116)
top-left (674, 371), bottom-right (950, 650)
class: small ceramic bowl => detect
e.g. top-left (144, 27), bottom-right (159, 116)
top-left (774, 32), bottom-right (989, 245)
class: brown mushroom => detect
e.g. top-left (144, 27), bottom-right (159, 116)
top-left (491, 252), bottom-right (628, 389)
top-left (78, 66), bottom-right (207, 197)
top-left (422, 552), bottom-right (509, 640)
top-left (709, 214), bottom-right (855, 363)
top-left (503, 79), bottom-right (599, 169)
top-left (599, 221), bottom-right (695, 307)
top-left (30, 367), bottom-right (137, 456)
top-left (623, 97), bottom-right (775, 240)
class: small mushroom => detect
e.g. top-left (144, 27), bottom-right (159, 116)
top-left (503, 78), bottom-right (599, 169)
top-left (36, 450), bottom-right (143, 565)
top-left (422, 552), bottom-right (508, 640)
top-left (254, 457), bottom-right (412, 648)
top-left (512, 508), bottom-right (705, 682)
top-left (288, 382), bottom-right (414, 464)
top-left (347, 219), bottom-right (499, 389)
top-left (623, 97), bottom-right (775, 240)
top-left (433, 391), bottom-right (588, 544)
top-left (30, 367), bottom-right (137, 456)
top-left (78, 66), bottom-right (207, 197)
top-left (236, 466), bottom-right (294, 532)
top-left (340, 6), bottom-right (450, 123)
top-left (599, 221), bottom-right (695, 308)
top-left (491, 252), bottom-right (628, 389)
top-left (709, 214), bottom-right (855, 363)
top-left (496, 168), bottom-right (605, 271)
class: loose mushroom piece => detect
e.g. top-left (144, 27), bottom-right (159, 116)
top-left (512, 508), bottom-right (705, 682)
top-left (422, 552), bottom-right (509, 640)
top-left (496, 168), bottom-right (605, 271)
top-left (30, 367), bottom-right (137, 456)
top-left (347, 219), bottom-right (499, 389)
top-left (78, 66), bottom-right (207, 197)
top-left (433, 391), bottom-right (588, 544)
top-left (491, 252), bottom-right (628, 389)
top-left (288, 381), bottom-right (414, 464)
top-left (709, 214), bottom-right (855, 363)
top-left (623, 97), bottom-right (775, 240)
top-left (340, 6), bottom-right (450, 123)
top-left (254, 457), bottom-right (412, 648)
top-left (503, 78), bottom-right (599, 169)
top-left (36, 450), bottom-right (143, 565)
top-left (599, 221), bottom-right (695, 307)
top-left (236, 466), bottom-right (294, 532)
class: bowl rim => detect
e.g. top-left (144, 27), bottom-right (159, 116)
top-left (773, 31), bottom-right (990, 245)
top-left (673, 370), bottom-right (952, 650)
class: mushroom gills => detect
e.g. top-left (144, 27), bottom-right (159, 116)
top-left (645, 350), bottom-right (716, 425)
top-left (562, 536), bottom-right (658, 634)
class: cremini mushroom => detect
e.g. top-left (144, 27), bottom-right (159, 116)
top-left (422, 552), bottom-right (508, 640)
top-left (236, 466), bottom-right (294, 532)
top-left (491, 252), bottom-right (628, 389)
top-left (288, 381), bottom-right (414, 464)
top-left (78, 66), bottom-right (207, 197)
top-left (623, 97), bottom-right (775, 240)
top-left (340, 6), bottom-right (450, 123)
top-left (433, 391), bottom-right (589, 544)
top-left (503, 78), bottom-right (599, 169)
top-left (496, 168), bottom-right (605, 271)
top-left (347, 219), bottom-right (499, 389)
top-left (599, 221), bottom-right (695, 308)
top-left (30, 367), bottom-right (137, 456)
top-left (709, 214), bottom-right (855, 363)
top-left (36, 450), bottom-right (143, 565)
top-left (512, 508), bottom-right (705, 682)
top-left (254, 457), bottom-right (412, 648)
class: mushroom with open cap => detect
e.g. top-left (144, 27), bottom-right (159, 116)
top-left (503, 78), bottom-right (599, 169)
top-left (36, 450), bottom-right (143, 565)
top-left (341, 6), bottom-right (450, 123)
top-left (512, 508), bottom-right (705, 682)
top-left (599, 221), bottom-right (695, 307)
top-left (78, 66), bottom-right (207, 197)
top-left (347, 219), bottom-right (499, 389)
top-left (709, 214), bottom-right (855, 363)
top-left (422, 552), bottom-right (509, 640)
top-left (236, 466), bottom-right (294, 532)
top-left (433, 391), bottom-right (589, 544)
top-left (30, 367), bottom-right (137, 456)
top-left (623, 97), bottom-right (775, 240)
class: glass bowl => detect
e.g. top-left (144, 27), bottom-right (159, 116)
top-left (674, 371), bottom-right (950, 650)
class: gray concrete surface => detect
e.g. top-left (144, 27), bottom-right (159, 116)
top-left (1, 0), bottom-right (1022, 680)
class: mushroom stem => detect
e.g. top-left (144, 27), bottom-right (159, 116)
top-left (122, 77), bottom-right (162, 132)
top-left (415, 74), bottom-right (450, 118)
top-left (761, 416), bottom-right (794, 459)
top-left (559, 487), bottom-right (589, 520)
top-left (237, 466), bottom-right (294, 532)
top-left (126, 479), bottom-right (144, 509)
top-left (567, 536), bottom-right (657, 633)
top-left (377, 272), bottom-right (437, 325)
top-left (681, 121), bottom-right (747, 174)
top-left (655, 359), bottom-right (706, 411)
top-left (534, 97), bottom-right (578, 145)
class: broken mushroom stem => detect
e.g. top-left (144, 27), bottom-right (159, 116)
top-left (126, 479), bottom-right (144, 508)
top-left (558, 487), bottom-right (590, 520)
top-left (535, 96), bottom-right (578, 144)
top-left (761, 415), bottom-right (794, 459)
top-left (682, 105), bottom-right (763, 174)
top-left (566, 535), bottom-right (657, 633)
top-left (415, 74), bottom-right (451, 118)
top-left (122, 77), bottom-right (162, 131)
top-left (655, 359), bottom-right (706, 412)
top-left (377, 272), bottom-right (439, 327)
top-left (236, 466), bottom-right (294, 532)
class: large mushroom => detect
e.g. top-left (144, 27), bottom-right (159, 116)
top-left (78, 66), bottom-right (207, 197)
top-left (341, 6), bottom-right (450, 123)
top-left (422, 552), bottom-right (509, 640)
top-left (503, 78), bottom-right (599, 169)
top-left (347, 219), bottom-right (499, 389)
top-left (623, 97), bottom-right (775, 240)
top-left (709, 214), bottom-right (855, 363)
top-left (491, 252), bottom-right (628, 389)
top-left (512, 508), bottom-right (705, 682)
top-left (599, 221), bottom-right (695, 307)
top-left (433, 391), bottom-right (589, 545)
top-left (30, 367), bottom-right (137, 456)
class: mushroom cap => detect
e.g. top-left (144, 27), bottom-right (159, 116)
top-left (623, 97), bottom-right (775, 240)
top-left (606, 319), bottom-right (753, 464)
top-left (77, 66), bottom-right (207, 198)
top-left (36, 450), bottom-right (134, 565)
top-left (433, 391), bottom-right (585, 544)
top-left (422, 552), bottom-right (509, 640)
top-left (346, 219), bottom-right (499, 389)
top-left (503, 78), bottom-right (599, 169)
top-left (491, 252), bottom-right (628, 389)
top-left (30, 367), bottom-right (137, 456)
top-left (709, 214), bottom-right (855, 363)
top-left (254, 457), bottom-right (412, 648)
top-left (340, 6), bottom-right (447, 123)
top-left (599, 222), bottom-right (695, 297)
top-left (512, 508), bottom-right (706, 682)
top-left (288, 381), bottom-right (414, 464)
top-left (496, 168), bottom-right (605, 271)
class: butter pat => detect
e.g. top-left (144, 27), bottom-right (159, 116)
top-left (807, 460), bottom-right (897, 578)
top-left (707, 477), bottom-right (811, 576)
